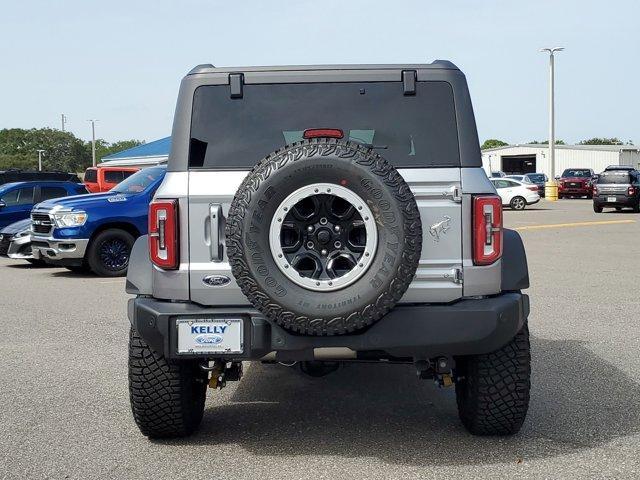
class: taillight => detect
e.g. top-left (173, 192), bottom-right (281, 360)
top-left (592, 186), bottom-right (598, 195)
top-left (149, 199), bottom-right (179, 269)
top-left (473, 195), bottom-right (503, 266)
top-left (303, 128), bottom-right (344, 139)
top-left (628, 186), bottom-right (635, 196)
top-left (526, 186), bottom-right (539, 191)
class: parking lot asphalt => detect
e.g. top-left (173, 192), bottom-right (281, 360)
top-left (1, 199), bottom-right (639, 480)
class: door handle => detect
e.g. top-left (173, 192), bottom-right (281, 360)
top-left (209, 203), bottom-right (224, 262)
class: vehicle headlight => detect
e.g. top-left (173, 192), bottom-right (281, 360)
top-left (53, 211), bottom-right (88, 227)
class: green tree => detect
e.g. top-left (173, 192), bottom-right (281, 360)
top-left (481, 139), bottom-right (508, 150)
top-left (93, 139), bottom-right (145, 162)
top-left (578, 137), bottom-right (623, 145)
top-left (528, 139), bottom-right (566, 145)
top-left (0, 128), bottom-right (91, 172)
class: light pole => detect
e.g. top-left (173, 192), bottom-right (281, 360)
top-left (36, 149), bottom-right (46, 171)
top-left (61, 114), bottom-right (67, 132)
top-left (540, 47), bottom-right (564, 200)
top-left (88, 119), bottom-right (98, 167)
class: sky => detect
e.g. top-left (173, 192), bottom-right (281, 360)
top-left (0, 0), bottom-right (638, 146)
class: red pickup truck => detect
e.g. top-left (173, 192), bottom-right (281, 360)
top-left (83, 166), bottom-right (139, 193)
top-left (558, 168), bottom-right (595, 198)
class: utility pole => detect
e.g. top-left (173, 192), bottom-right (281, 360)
top-left (36, 149), bottom-right (46, 171)
top-left (61, 114), bottom-right (67, 132)
top-left (540, 47), bottom-right (564, 200)
top-left (88, 119), bottom-right (98, 167)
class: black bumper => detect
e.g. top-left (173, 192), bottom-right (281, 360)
top-left (593, 195), bottom-right (638, 207)
top-left (128, 293), bottom-right (529, 362)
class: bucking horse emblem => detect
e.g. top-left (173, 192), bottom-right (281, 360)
top-left (429, 215), bottom-right (452, 242)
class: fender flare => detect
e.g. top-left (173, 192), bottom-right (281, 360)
top-left (501, 228), bottom-right (529, 291)
top-left (126, 235), bottom-right (153, 297)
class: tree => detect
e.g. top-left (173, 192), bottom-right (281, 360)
top-left (0, 128), bottom-right (90, 172)
top-left (528, 139), bottom-right (566, 145)
top-left (93, 139), bottom-right (145, 162)
top-left (578, 137), bottom-right (623, 145)
top-left (481, 139), bottom-right (508, 150)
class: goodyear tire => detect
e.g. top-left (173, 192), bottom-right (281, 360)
top-left (226, 139), bottom-right (422, 336)
top-left (128, 328), bottom-right (207, 438)
top-left (454, 321), bottom-right (531, 436)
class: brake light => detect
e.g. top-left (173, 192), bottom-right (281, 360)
top-left (592, 186), bottom-right (598, 195)
top-left (149, 199), bottom-right (179, 269)
top-left (526, 186), bottom-right (539, 191)
top-left (628, 186), bottom-right (635, 196)
top-left (303, 128), bottom-right (344, 139)
top-left (473, 195), bottom-right (503, 266)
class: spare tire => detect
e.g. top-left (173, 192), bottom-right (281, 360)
top-left (226, 139), bottom-right (422, 336)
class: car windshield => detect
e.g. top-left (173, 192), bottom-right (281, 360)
top-left (111, 167), bottom-right (165, 194)
top-left (562, 169), bottom-right (590, 177)
top-left (527, 174), bottom-right (546, 182)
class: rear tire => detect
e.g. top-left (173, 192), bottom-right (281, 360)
top-left (510, 196), bottom-right (526, 210)
top-left (455, 322), bottom-right (531, 436)
top-left (128, 328), bottom-right (207, 438)
top-left (593, 204), bottom-right (603, 213)
top-left (87, 229), bottom-right (135, 277)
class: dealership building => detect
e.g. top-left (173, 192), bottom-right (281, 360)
top-left (101, 137), bottom-right (171, 168)
top-left (482, 144), bottom-right (640, 177)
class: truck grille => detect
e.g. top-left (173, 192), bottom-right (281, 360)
top-left (31, 213), bottom-right (53, 235)
top-left (0, 235), bottom-right (11, 256)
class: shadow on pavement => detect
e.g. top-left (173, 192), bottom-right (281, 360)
top-left (165, 336), bottom-right (640, 466)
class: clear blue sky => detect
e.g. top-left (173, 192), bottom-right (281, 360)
top-left (0, 0), bottom-right (638, 145)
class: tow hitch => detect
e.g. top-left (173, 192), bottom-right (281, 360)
top-left (415, 356), bottom-right (455, 387)
top-left (201, 360), bottom-right (243, 389)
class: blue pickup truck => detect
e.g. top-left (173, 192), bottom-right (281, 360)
top-left (30, 166), bottom-right (166, 276)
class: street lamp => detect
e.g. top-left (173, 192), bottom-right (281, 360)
top-left (88, 119), bottom-right (98, 167)
top-left (36, 149), bottom-right (46, 171)
top-left (540, 47), bottom-right (564, 200)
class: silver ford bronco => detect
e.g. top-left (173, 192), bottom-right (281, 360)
top-left (126, 62), bottom-right (531, 438)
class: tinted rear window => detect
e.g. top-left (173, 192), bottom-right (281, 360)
top-left (528, 174), bottom-right (545, 182)
top-left (84, 169), bottom-right (97, 183)
top-left (189, 82), bottom-right (459, 169)
top-left (598, 171), bottom-right (632, 184)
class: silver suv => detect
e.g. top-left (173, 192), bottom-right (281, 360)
top-left (126, 62), bottom-right (531, 438)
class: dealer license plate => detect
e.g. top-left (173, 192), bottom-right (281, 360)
top-left (607, 196), bottom-right (617, 203)
top-left (176, 318), bottom-right (243, 354)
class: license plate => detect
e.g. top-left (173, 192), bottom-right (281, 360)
top-left (607, 196), bottom-right (617, 203)
top-left (176, 318), bottom-right (243, 354)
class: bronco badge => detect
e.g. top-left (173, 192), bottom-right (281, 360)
top-left (429, 215), bottom-right (452, 242)
top-left (202, 274), bottom-right (231, 287)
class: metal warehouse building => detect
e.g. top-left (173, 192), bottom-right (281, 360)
top-left (100, 137), bottom-right (171, 168)
top-left (482, 144), bottom-right (640, 177)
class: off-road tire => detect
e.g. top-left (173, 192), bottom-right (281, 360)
top-left (593, 204), bottom-right (603, 213)
top-left (128, 328), bottom-right (207, 438)
top-left (454, 321), bottom-right (531, 436)
top-left (226, 138), bottom-right (422, 336)
top-left (510, 196), bottom-right (526, 210)
top-left (87, 228), bottom-right (135, 277)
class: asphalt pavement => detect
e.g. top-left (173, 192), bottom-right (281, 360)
top-left (1, 199), bottom-right (639, 479)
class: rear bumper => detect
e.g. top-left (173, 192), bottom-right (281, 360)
top-left (593, 195), bottom-right (638, 207)
top-left (128, 292), bottom-right (529, 362)
top-left (31, 235), bottom-right (89, 266)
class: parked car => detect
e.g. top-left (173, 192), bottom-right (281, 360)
top-left (125, 62), bottom-right (531, 439)
top-left (489, 170), bottom-right (506, 178)
top-left (558, 168), bottom-right (595, 198)
top-left (0, 181), bottom-right (88, 229)
top-left (31, 166), bottom-right (166, 276)
top-left (0, 169), bottom-right (79, 187)
top-left (0, 218), bottom-right (44, 265)
top-left (490, 178), bottom-right (540, 209)
top-left (83, 166), bottom-right (140, 193)
top-left (507, 173), bottom-right (547, 197)
top-left (593, 167), bottom-right (640, 213)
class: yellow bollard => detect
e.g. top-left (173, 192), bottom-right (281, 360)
top-left (545, 181), bottom-right (558, 201)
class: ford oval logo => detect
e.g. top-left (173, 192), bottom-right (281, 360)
top-left (195, 334), bottom-right (223, 345)
top-left (202, 275), bottom-right (231, 287)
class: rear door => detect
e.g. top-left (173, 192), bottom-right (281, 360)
top-left (187, 78), bottom-right (464, 305)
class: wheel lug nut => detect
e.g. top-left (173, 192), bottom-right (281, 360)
top-left (319, 217), bottom-right (328, 225)
top-left (307, 225), bottom-right (314, 232)
top-left (306, 241), bottom-right (314, 249)
top-left (334, 241), bottom-right (341, 249)
top-left (334, 225), bottom-right (340, 232)
top-left (321, 249), bottom-right (328, 256)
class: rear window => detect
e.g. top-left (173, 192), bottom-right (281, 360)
top-left (84, 169), bottom-right (97, 183)
top-left (40, 186), bottom-right (68, 201)
top-left (598, 171), bottom-right (632, 184)
top-left (104, 171), bottom-right (125, 183)
top-left (527, 174), bottom-right (545, 182)
top-left (189, 81), bottom-right (460, 169)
